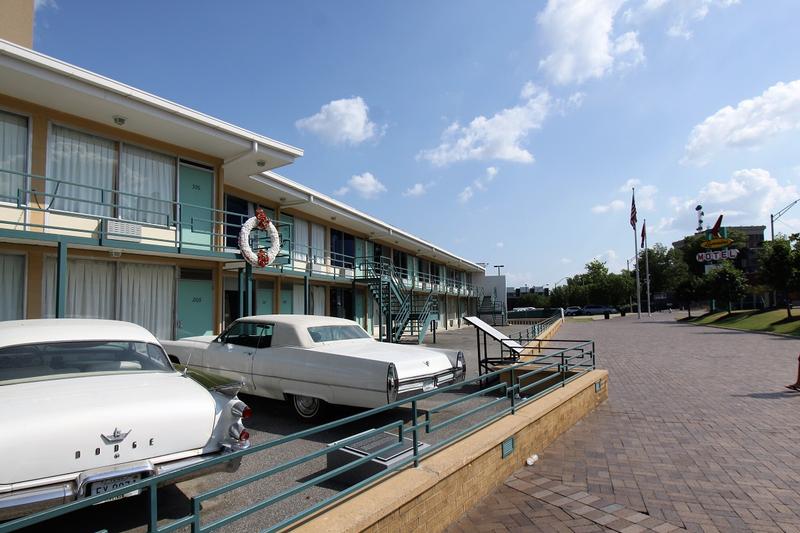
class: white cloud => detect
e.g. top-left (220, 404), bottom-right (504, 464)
top-left (457, 167), bottom-right (501, 203)
top-left (402, 183), bottom-right (429, 197)
top-left (296, 97), bottom-right (380, 145)
top-left (560, 257), bottom-right (573, 264)
top-left (537, 0), bottom-right (644, 86)
top-left (625, 0), bottom-right (738, 39)
top-left (618, 179), bottom-right (657, 209)
top-left (591, 199), bottom-right (625, 214)
top-left (654, 216), bottom-right (676, 233)
top-left (682, 80), bottom-right (800, 166)
top-left (672, 168), bottom-right (799, 231)
top-left (496, 242), bottom-right (505, 248)
top-left (334, 172), bottom-right (387, 199)
top-left (35, 0), bottom-right (57, 10)
top-left (418, 87), bottom-right (551, 166)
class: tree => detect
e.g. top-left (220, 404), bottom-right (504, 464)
top-left (606, 272), bottom-right (634, 310)
top-left (758, 237), bottom-right (797, 317)
top-left (674, 276), bottom-right (704, 318)
top-left (704, 261), bottom-right (748, 314)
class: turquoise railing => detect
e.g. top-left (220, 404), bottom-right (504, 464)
top-left (0, 168), bottom-right (291, 262)
top-left (0, 339), bottom-right (596, 533)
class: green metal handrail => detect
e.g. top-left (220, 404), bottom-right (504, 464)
top-left (0, 168), bottom-right (291, 260)
top-left (0, 339), bottom-right (596, 533)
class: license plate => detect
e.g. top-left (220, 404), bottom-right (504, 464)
top-left (90, 473), bottom-right (142, 499)
top-left (423, 379), bottom-right (435, 392)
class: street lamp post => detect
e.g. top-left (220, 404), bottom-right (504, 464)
top-left (553, 276), bottom-right (569, 306)
top-left (771, 199), bottom-right (800, 240)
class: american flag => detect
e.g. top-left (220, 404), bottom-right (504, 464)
top-left (630, 190), bottom-right (637, 229)
top-left (641, 220), bottom-right (647, 249)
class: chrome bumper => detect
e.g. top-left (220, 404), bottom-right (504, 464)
top-left (0, 448), bottom-right (243, 521)
top-left (397, 366), bottom-right (466, 399)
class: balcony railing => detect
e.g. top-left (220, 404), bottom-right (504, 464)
top-left (0, 168), bottom-right (479, 295)
top-left (0, 169), bottom-right (291, 262)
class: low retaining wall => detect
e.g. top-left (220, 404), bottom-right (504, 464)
top-left (292, 368), bottom-right (608, 533)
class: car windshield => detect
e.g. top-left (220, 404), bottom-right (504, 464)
top-left (307, 325), bottom-right (371, 343)
top-left (0, 340), bottom-right (174, 385)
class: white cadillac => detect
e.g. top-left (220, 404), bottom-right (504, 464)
top-left (161, 315), bottom-right (466, 421)
top-left (0, 319), bottom-right (251, 520)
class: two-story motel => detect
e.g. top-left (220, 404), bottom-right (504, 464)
top-left (0, 24), bottom-right (482, 340)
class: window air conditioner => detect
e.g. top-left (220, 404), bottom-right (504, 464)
top-left (104, 219), bottom-right (143, 242)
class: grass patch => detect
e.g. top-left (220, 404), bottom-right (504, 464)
top-left (684, 308), bottom-right (800, 336)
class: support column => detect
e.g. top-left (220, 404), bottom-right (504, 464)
top-left (244, 262), bottom-right (253, 316)
top-left (55, 241), bottom-right (67, 318)
top-left (351, 280), bottom-right (356, 321)
top-left (304, 275), bottom-right (310, 315)
top-left (237, 268), bottom-right (244, 318)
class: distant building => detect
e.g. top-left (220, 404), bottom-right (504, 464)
top-left (672, 225), bottom-right (766, 275)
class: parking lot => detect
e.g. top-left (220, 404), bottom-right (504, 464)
top-left (16, 323), bottom-right (529, 533)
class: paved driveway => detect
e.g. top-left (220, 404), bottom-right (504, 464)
top-left (448, 315), bottom-right (800, 533)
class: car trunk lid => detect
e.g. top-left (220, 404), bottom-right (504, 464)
top-left (0, 372), bottom-right (215, 485)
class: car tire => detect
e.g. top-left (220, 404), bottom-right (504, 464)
top-left (290, 394), bottom-right (327, 422)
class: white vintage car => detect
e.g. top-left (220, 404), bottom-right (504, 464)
top-left (0, 319), bottom-right (251, 520)
top-left (161, 315), bottom-right (466, 420)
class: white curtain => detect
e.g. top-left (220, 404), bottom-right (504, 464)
top-left (0, 254), bottom-right (25, 321)
top-left (117, 263), bottom-right (175, 339)
top-left (292, 283), bottom-right (305, 315)
top-left (43, 258), bottom-right (116, 319)
top-left (119, 144), bottom-right (176, 225)
top-left (293, 217), bottom-right (309, 262)
top-left (0, 110), bottom-right (28, 202)
top-left (312, 286), bottom-right (325, 316)
top-left (311, 222), bottom-right (325, 265)
top-left (48, 125), bottom-right (115, 217)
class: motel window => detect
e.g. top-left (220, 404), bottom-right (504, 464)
top-left (119, 144), bottom-right (176, 225)
top-left (224, 195), bottom-right (276, 250)
top-left (0, 110), bottom-right (28, 203)
top-left (42, 258), bottom-right (175, 339)
top-left (330, 229), bottom-right (355, 268)
top-left (293, 217), bottom-right (309, 262)
top-left (392, 249), bottom-right (408, 277)
top-left (47, 125), bottom-right (115, 217)
top-left (0, 253), bottom-right (25, 321)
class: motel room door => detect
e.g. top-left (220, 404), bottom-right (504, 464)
top-left (177, 270), bottom-right (214, 339)
top-left (179, 163), bottom-right (214, 251)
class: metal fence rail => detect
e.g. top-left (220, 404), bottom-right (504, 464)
top-left (0, 341), bottom-right (596, 533)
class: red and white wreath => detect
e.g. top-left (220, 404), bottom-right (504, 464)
top-left (238, 208), bottom-right (281, 267)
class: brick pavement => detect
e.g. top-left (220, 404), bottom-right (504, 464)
top-left (447, 315), bottom-right (800, 533)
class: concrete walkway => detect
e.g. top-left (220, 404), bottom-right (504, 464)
top-left (447, 315), bottom-right (800, 533)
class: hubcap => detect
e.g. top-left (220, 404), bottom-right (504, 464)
top-left (294, 395), bottom-right (319, 417)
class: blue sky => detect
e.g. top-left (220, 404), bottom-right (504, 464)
top-left (33, 0), bottom-right (800, 287)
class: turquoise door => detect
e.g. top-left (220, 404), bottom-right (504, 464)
top-left (355, 238), bottom-right (365, 277)
top-left (179, 164), bottom-right (214, 250)
top-left (177, 278), bottom-right (214, 339)
top-left (280, 287), bottom-right (293, 314)
top-left (355, 288), bottom-right (365, 328)
top-left (256, 286), bottom-right (274, 314)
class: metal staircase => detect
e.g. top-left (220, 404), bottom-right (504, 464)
top-left (357, 258), bottom-right (440, 343)
top-left (478, 293), bottom-right (506, 326)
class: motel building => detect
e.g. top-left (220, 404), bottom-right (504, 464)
top-left (0, 16), bottom-right (482, 341)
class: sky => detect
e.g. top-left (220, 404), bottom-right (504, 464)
top-left (32, 0), bottom-right (800, 288)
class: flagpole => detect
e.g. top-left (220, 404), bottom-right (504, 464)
top-left (632, 188), bottom-right (642, 319)
top-left (644, 219), bottom-right (651, 317)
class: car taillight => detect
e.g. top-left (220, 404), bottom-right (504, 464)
top-left (229, 421), bottom-right (247, 440)
top-left (231, 401), bottom-right (251, 419)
